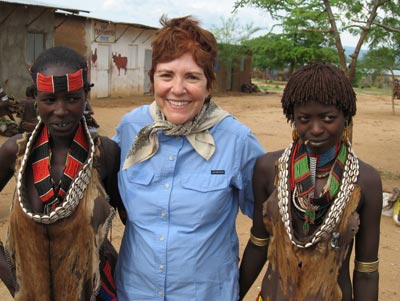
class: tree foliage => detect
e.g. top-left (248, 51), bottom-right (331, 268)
top-left (210, 15), bottom-right (262, 74)
top-left (359, 48), bottom-right (398, 75)
top-left (359, 43), bottom-right (400, 114)
top-left (235, 0), bottom-right (400, 83)
top-left (211, 14), bottom-right (262, 45)
top-left (243, 31), bottom-right (338, 75)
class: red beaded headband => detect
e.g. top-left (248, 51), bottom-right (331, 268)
top-left (30, 68), bottom-right (86, 93)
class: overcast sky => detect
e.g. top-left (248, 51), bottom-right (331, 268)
top-left (49, 0), bottom-right (358, 47)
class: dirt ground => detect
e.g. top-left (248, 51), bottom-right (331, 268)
top-left (0, 91), bottom-right (399, 300)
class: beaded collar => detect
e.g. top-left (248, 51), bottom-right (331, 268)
top-left (16, 117), bottom-right (95, 224)
top-left (277, 140), bottom-right (359, 248)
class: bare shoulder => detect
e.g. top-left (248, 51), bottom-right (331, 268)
top-left (98, 135), bottom-right (120, 155)
top-left (356, 159), bottom-right (383, 212)
top-left (357, 159), bottom-right (382, 191)
top-left (0, 134), bottom-right (23, 189)
top-left (256, 149), bottom-right (285, 170)
top-left (0, 134), bottom-right (23, 163)
top-left (254, 149), bottom-right (285, 193)
top-left (96, 136), bottom-right (121, 175)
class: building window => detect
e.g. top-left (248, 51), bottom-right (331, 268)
top-left (27, 33), bottom-right (45, 65)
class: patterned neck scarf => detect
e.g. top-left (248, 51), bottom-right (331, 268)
top-left (123, 100), bottom-right (229, 169)
top-left (290, 140), bottom-right (347, 233)
top-left (31, 122), bottom-right (89, 213)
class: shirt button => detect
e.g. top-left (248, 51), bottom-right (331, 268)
top-left (160, 236), bottom-right (164, 241)
top-left (164, 183), bottom-right (169, 189)
top-left (161, 211), bottom-right (166, 217)
top-left (168, 155), bottom-right (174, 161)
top-left (160, 265), bottom-right (164, 270)
top-left (158, 290), bottom-right (163, 296)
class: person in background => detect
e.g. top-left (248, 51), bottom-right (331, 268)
top-left (239, 62), bottom-right (382, 301)
top-left (17, 84), bottom-right (39, 133)
top-left (0, 86), bottom-right (18, 137)
top-left (113, 15), bottom-right (265, 300)
top-left (0, 46), bottom-right (125, 300)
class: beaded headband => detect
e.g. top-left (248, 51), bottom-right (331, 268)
top-left (30, 68), bottom-right (87, 93)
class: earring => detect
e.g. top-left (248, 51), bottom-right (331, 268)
top-left (342, 121), bottom-right (349, 142)
top-left (291, 122), bottom-right (298, 141)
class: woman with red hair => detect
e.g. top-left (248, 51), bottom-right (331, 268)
top-left (113, 15), bottom-right (264, 300)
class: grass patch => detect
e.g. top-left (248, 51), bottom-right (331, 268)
top-left (252, 78), bottom-right (285, 92)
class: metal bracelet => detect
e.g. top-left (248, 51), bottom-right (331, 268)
top-left (250, 229), bottom-right (269, 247)
top-left (354, 259), bottom-right (379, 273)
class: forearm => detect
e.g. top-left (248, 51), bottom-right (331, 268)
top-left (353, 270), bottom-right (379, 301)
top-left (0, 241), bottom-right (15, 297)
top-left (239, 241), bottom-right (268, 300)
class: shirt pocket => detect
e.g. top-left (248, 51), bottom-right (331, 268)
top-left (180, 173), bottom-right (232, 221)
top-left (126, 165), bottom-right (154, 186)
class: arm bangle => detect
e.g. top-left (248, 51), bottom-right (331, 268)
top-left (354, 259), bottom-right (379, 273)
top-left (250, 229), bottom-right (269, 247)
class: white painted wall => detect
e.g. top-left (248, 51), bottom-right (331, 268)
top-left (89, 21), bottom-right (156, 99)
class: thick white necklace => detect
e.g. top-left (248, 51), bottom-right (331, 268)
top-left (277, 141), bottom-right (359, 248)
top-left (16, 117), bottom-right (95, 224)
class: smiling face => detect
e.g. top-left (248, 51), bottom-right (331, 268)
top-left (153, 52), bottom-right (210, 125)
top-left (36, 65), bottom-right (86, 139)
top-left (294, 101), bottom-right (346, 154)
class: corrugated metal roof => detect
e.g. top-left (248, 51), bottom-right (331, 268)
top-left (55, 11), bottom-right (158, 30)
top-left (1, 0), bottom-right (158, 29)
top-left (0, 0), bottom-right (89, 14)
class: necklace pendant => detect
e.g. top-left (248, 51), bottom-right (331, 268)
top-left (305, 207), bottom-right (316, 224)
top-left (303, 221), bottom-right (310, 235)
top-left (316, 171), bottom-right (330, 179)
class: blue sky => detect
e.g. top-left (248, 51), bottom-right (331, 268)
top-left (49, 0), bottom-right (359, 47)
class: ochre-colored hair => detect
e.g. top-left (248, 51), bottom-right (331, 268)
top-left (282, 62), bottom-right (356, 122)
top-left (148, 15), bottom-right (217, 92)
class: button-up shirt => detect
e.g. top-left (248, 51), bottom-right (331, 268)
top-left (113, 104), bottom-right (265, 300)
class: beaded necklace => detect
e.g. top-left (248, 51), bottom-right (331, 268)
top-left (290, 141), bottom-right (345, 234)
top-left (277, 140), bottom-right (359, 248)
top-left (17, 118), bottom-right (95, 224)
top-left (31, 123), bottom-right (89, 214)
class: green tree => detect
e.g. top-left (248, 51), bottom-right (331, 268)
top-left (243, 32), bottom-right (338, 75)
top-left (210, 15), bottom-right (262, 71)
top-left (235, 0), bottom-right (400, 83)
top-left (211, 14), bottom-right (262, 45)
top-left (359, 46), bottom-right (400, 114)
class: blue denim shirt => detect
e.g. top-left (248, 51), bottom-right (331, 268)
top-left (113, 104), bottom-right (265, 300)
